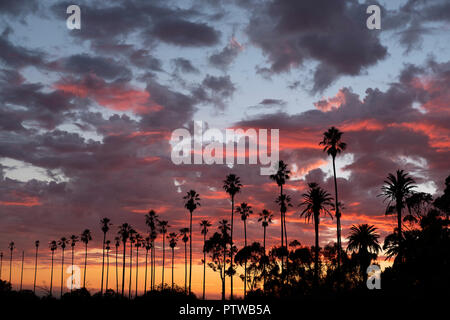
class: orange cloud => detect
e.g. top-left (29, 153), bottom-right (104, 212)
top-left (0, 196), bottom-right (41, 207)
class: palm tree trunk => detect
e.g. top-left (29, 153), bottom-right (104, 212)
top-left (60, 248), bottom-right (64, 297)
top-left (121, 241), bottom-right (126, 297)
top-left (244, 219), bottom-right (247, 299)
top-left (162, 234), bottom-right (165, 288)
top-left (280, 185), bottom-right (284, 274)
top-left (171, 248), bottom-right (174, 291)
top-left (101, 233), bottom-right (106, 295)
top-left (150, 244), bottom-right (153, 291)
top-left (263, 226), bottom-right (266, 291)
top-left (223, 242), bottom-right (226, 300)
top-left (135, 247), bottom-right (139, 297)
top-left (230, 195), bottom-right (234, 300)
top-left (20, 251), bottom-right (24, 291)
top-left (128, 242), bottom-right (133, 299)
top-left (115, 246), bottom-right (119, 294)
top-left (397, 201), bottom-right (403, 262)
top-left (184, 241), bottom-right (187, 294)
top-left (34, 247), bottom-right (38, 293)
top-left (106, 249), bottom-right (109, 291)
top-left (70, 246), bottom-right (74, 292)
top-left (189, 210), bottom-right (193, 294)
top-left (83, 243), bottom-right (87, 288)
top-left (314, 214), bottom-right (320, 287)
top-left (144, 249), bottom-right (148, 293)
top-left (9, 250), bottom-right (12, 284)
top-left (202, 235), bottom-right (206, 300)
top-left (332, 157), bottom-right (342, 273)
top-left (50, 251), bottom-right (54, 296)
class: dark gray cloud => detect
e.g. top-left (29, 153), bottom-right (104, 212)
top-left (172, 58), bottom-right (199, 74)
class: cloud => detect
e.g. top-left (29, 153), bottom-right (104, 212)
top-left (172, 58), bottom-right (199, 74)
top-left (209, 37), bottom-right (243, 70)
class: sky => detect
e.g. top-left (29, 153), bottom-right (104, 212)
top-left (0, 0), bottom-right (449, 298)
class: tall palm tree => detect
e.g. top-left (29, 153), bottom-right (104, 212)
top-left (258, 209), bottom-right (273, 290)
top-left (347, 224), bottom-right (381, 284)
top-left (134, 233), bottom-right (143, 297)
top-left (145, 210), bottom-right (158, 291)
top-left (8, 242), bottom-right (14, 285)
top-left (58, 237), bottom-right (69, 297)
top-left (100, 217), bottom-right (111, 295)
top-left (49, 240), bottom-right (57, 296)
top-left (114, 237), bottom-right (120, 294)
top-left (236, 203), bottom-right (252, 298)
top-left (218, 219), bottom-right (231, 300)
top-left (19, 251), bottom-right (24, 291)
top-left (275, 193), bottom-right (292, 277)
top-left (183, 190), bottom-right (201, 294)
top-left (69, 235), bottom-right (78, 292)
top-left (33, 240), bottom-right (39, 293)
top-left (199, 220), bottom-right (211, 299)
top-left (158, 220), bottom-right (169, 288)
top-left (117, 223), bottom-right (133, 297)
top-left (223, 174), bottom-right (242, 299)
top-left (180, 227), bottom-right (189, 294)
top-left (128, 229), bottom-right (137, 299)
top-left (168, 232), bottom-right (178, 290)
top-left (380, 169), bottom-right (416, 260)
top-left (80, 229), bottom-right (92, 289)
top-left (0, 252), bottom-right (3, 280)
top-left (144, 236), bottom-right (151, 293)
top-left (105, 240), bottom-right (111, 291)
top-left (299, 182), bottom-right (334, 286)
top-left (270, 160), bottom-right (290, 271)
top-left (320, 127), bottom-right (346, 270)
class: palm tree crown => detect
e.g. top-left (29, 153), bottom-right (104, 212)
top-left (319, 126), bottom-right (347, 159)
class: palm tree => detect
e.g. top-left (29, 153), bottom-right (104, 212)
top-left (258, 209), bottom-right (273, 290)
top-left (80, 229), bottom-right (92, 289)
top-left (168, 232), bottom-right (178, 290)
top-left (270, 160), bottom-right (290, 271)
top-left (105, 240), bottom-right (111, 291)
top-left (33, 240), bottom-right (39, 293)
top-left (223, 174), bottom-right (242, 299)
top-left (320, 127), bottom-right (346, 270)
top-left (380, 170), bottom-right (416, 260)
top-left (58, 237), bottom-right (69, 297)
top-left (8, 242), bottom-right (14, 285)
top-left (114, 237), bottom-right (120, 293)
top-left (200, 220), bottom-right (211, 299)
top-left (144, 236), bottom-right (151, 293)
top-left (19, 251), bottom-right (24, 291)
top-left (183, 190), bottom-right (201, 294)
top-left (118, 223), bottom-right (133, 297)
top-left (69, 235), bottom-right (78, 291)
top-left (299, 182), bottom-right (334, 286)
top-left (236, 203), bottom-right (252, 298)
top-left (158, 220), bottom-right (169, 288)
top-left (347, 224), bottom-right (381, 284)
top-left (0, 252), bottom-right (3, 280)
top-left (145, 210), bottom-right (158, 291)
top-left (218, 219), bottom-right (231, 300)
top-left (275, 193), bottom-right (292, 277)
top-left (100, 217), bottom-right (111, 295)
top-left (128, 229), bottom-right (137, 299)
top-left (49, 240), bottom-right (57, 296)
top-left (134, 233), bottom-right (143, 297)
top-left (179, 227), bottom-right (189, 294)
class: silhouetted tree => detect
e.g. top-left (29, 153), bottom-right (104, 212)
top-left (49, 240), bottom-right (57, 296)
top-left (236, 202), bottom-right (252, 298)
top-left (134, 233), bottom-right (143, 297)
top-left (58, 237), bottom-right (69, 296)
top-left (199, 220), bottom-right (211, 299)
top-left (33, 240), bottom-right (39, 293)
top-left (235, 242), bottom-right (265, 293)
top-left (114, 237), bottom-right (120, 294)
top-left (223, 174), bottom-right (242, 299)
top-left (144, 236), bottom-right (151, 293)
top-left (8, 242), bottom-right (14, 285)
top-left (183, 190), bottom-right (200, 295)
top-left (299, 182), bottom-right (333, 286)
top-left (158, 220), bottom-right (169, 288)
top-left (69, 235), bottom-right (78, 292)
top-left (0, 252), bottom-right (3, 280)
top-left (19, 251), bottom-right (24, 291)
top-left (434, 175), bottom-right (450, 220)
top-left (258, 209), bottom-right (273, 290)
top-left (145, 210), bottom-right (158, 291)
top-left (118, 223), bottom-right (133, 297)
top-left (168, 232), bottom-right (178, 290)
top-left (80, 229), bottom-right (92, 289)
top-left (100, 217), bottom-right (111, 295)
top-left (105, 240), bottom-right (111, 291)
top-left (128, 229), bottom-right (137, 299)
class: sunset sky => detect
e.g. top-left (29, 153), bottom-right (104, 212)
top-left (0, 0), bottom-right (449, 298)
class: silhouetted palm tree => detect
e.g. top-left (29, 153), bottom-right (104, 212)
top-left (105, 240), bottom-right (111, 291)
top-left (145, 210), bottom-right (158, 291)
top-left (168, 232), bottom-right (178, 290)
top-left (180, 227), bottom-right (189, 294)
top-left (118, 223), bottom-right (133, 297)
top-left (320, 127), bottom-right (346, 270)
top-left (275, 193), bottom-right (292, 278)
top-left (158, 220), bottom-right (169, 288)
top-left (218, 219), bottom-right (231, 300)
top-left (236, 202), bottom-right (252, 298)
top-left (19, 251), bottom-right (24, 291)
top-left (223, 174), bottom-right (242, 299)
top-left (299, 182), bottom-right (333, 286)
top-left (128, 229), bottom-right (137, 299)
top-left (80, 229), bottom-right (92, 288)
top-left (100, 217), bottom-right (111, 295)
top-left (33, 240), bottom-right (39, 293)
top-left (183, 190), bottom-right (200, 294)
top-left (258, 209), bottom-right (273, 290)
top-left (134, 233), bottom-right (143, 297)
top-left (200, 220), bottom-right (211, 299)
top-left (58, 237), bottom-right (69, 296)
top-left (69, 235), bottom-right (78, 291)
top-left (0, 252), bottom-right (3, 280)
top-left (114, 237), bottom-right (120, 293)
top-left (8, 242), bottom-right (14, 285)
top-left (347, 224), bottom-right (381, 284)
top-left (49, 240), bottom-right (57, 296)
top-left (380, 170), bottom-right (416, 260)
top-left (270, 160), bottom-right (290, 271)
top-left (144, 236), bottom-right (151, 293)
